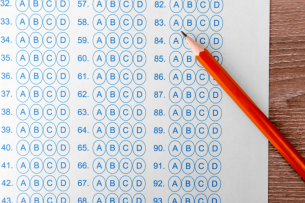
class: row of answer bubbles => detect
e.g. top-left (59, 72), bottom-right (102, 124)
top-left (92, 104), bottom-right (146, 121)
top-left (16, 14), bottom-right (70, 31)
top-left (17, 122), bottom-right (69, 138)
top-left (169, 69), bottom-right (219, 86)
top-left (93, 14), bottom-right (146, 31)
top-left (169, 105), bottom-right (222, 121)
top-left (92, 175), bottom-right (145, 192)
top-left (92, 158), bottom-right (145, 174)
top-left (169, 87), bottom-right (222, 104)
top-left (16, 193), bottom-right (69, 203)
top-left (16, 0), bottom-right (69, 12)
top-left (16, 139), bottom-right (70, 156)
top-left (170, 0), bottom-right (224, 14)
top-left (169, 193), bottom-right (220, 203)
top-left (171, 33), bottom-right (224, 55)
top-left (168, 140), bottom-right (221, 157)
top-left (16, 175), bottom-right (70, 192)
top-left (168, 176), bottom-right (221, 192)
top-left (170, 15), bottom-right (223, 32)
top-left (169, 49), bottom-right (222, 68)
top-left (92, 86), bottom-right (146, 103)
top-left (93, 51), bottom-right (146, 67)
top-left (92, 194), bottom-right (145, 203)
top-left (93, 69), bottom-right (146, 85)
top-left (93, 0), bottom-right (146, 13)
top-left (168, 158), bottom-right (221, 175)
top-left (16, 50), bottom-right (70, 67)
top-left (17, 157), bottom-right (69, 174)
top-left (92, 140), bottom-right (146, 157)
top-left (17, 68), bottom-right (70, 85)
top-left (93, 122), bottom-right (146, 139)
top-left (17, 86), bottom-right (69, 103)
top-left (93, 32), bottom-right (146, 49)
top-left (169, 123), bottom-right (221, 139)
top-left (17, 32), bottom-right (70, 49)
top-left (16, 104), bottom-right (70, 121)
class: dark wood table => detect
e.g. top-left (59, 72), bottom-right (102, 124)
top-left (269, 0), bottom-right (305, 201)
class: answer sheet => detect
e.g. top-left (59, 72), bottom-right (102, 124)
top-left (0, 0), bottom-right (270, 202)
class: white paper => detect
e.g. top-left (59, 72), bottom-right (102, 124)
top-left (0, 0), bottom-right (269, 202)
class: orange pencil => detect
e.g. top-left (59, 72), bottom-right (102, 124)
top-left (182, 31), bottom-right (305, 180)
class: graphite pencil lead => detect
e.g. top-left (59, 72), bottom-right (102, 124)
top-left (181, 31), bottom-right (187, 38)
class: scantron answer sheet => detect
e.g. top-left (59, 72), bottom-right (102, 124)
top-left (0, 0), bottom-right (269, 203)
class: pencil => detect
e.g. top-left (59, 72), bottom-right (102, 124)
top-left (181, 31), bottom-right (305, 180)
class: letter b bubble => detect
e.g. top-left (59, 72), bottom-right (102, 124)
top-left (182, 158), bottom-right (194, 174)
top-left (106, 140), bottom-right (119, 156)
top-left (181, 176), bottom-right (194, 192)
top-left (30, 0), bottom-right (42, 12)
top-left (107, 14), bottom-right (119, 31)
top-left (182, 141), bottom-right (195, 157)
top-left (30, 158), bottom-right (43, 174)
top-left (183, 15), bottom-right (196, 31)
top-left (31, 175), bottom-right (43, 191)
top-left (184, 0), bottom-right (196, 13)
top-left (30, 194), bottom-right (43, 203)
top-left (106, 176), bottom-right (119, 192)
top-left (107, 0), bottom-right (120, 12)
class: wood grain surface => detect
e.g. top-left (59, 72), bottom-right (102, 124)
top-left (269, 0), bottom-right (305, 201)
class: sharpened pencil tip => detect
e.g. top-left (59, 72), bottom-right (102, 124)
top-left (181, 31), bottom-right (187, 38)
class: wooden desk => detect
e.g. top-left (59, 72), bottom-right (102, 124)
top-left (269, 0), bottom-right (305, 201)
